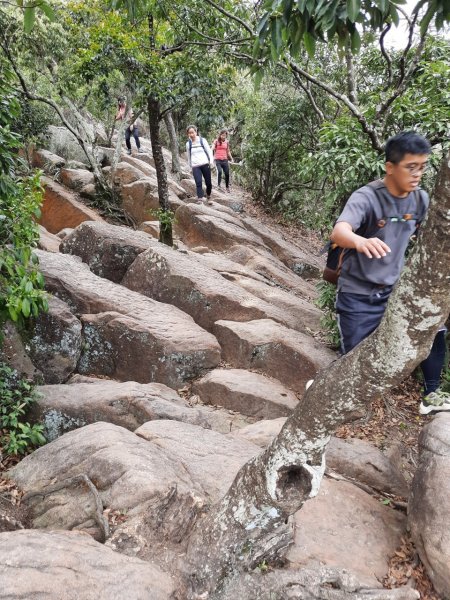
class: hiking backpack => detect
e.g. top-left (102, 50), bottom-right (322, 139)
top-left (322, 183), bottom-right (427, 285)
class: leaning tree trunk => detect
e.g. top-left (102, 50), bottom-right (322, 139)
top-left (147, 95), bottom-right (173, 246)
top-left (163, 111), bottom-right (181, 179)
top-left (185, 151), bottom-right (450, 598)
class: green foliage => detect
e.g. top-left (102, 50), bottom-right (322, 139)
top-left (0, 362), bottom-right (46, 456)
top-left (315, 280), bottom-right (340, 348)
top-left (11, 97), bottom-right (54, 149)
top-left (255, 0), bottom-right (450, 60)
top-left (0, 66), bottom-right (48, 334)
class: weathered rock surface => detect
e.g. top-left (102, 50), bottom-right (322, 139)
top-left (214, 318), bottom-right (335, 392)
top-left (217, 567), bottom-right (419, 600)
top-left (35, 250), bottom-right (221, 387)
top-left (138, 220), bottom-right (160, 238)
top-left (8, 422), bottom-right (197, 513)
top-left (33, 379), bottom-right (251, 440)
top-left (120, 178), bottom-right (163, 223)
top-left (60, 168), bottom-right (95, 191)
top-left (122, 244), bottom-right (314, 333)
top-left (222, 271), bottom-right (322, 333)
top-left (194, 368), bottom-right (298, 419)
top-left (135, 420), bottom-right (259, 502)
top-left (327, 436), bottom-right (409, 498)
top-left (286, 478), bottom-right (406, 588)
top-left (40, 176), bottom-right (103, 234)
top-left (60, 221), bottom-right (155, 282)
top-left (0, 529), bottom-right (174, 600)
top-left (242, 216), bottom-right (323, 278)
top-left (31, 148), bottom-right (66, 172)
top-left (409, 413), bottom-right (450, 598)
top-left (0, 321), bottom-right (42, 381)
top-left (38, 225), bottom-right (61, 252)
top-left (174, 203), bottom-right (269, 251)
top-left (225, 244), bottom-right (318, 300)
top-left (26, 295), bottom-right (82, 384)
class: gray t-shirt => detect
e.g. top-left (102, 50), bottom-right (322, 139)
top-left (337, 180), bottom-right (429, 294)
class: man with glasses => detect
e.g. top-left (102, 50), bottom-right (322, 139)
top-left (331, 131), bottom-right (449, 415)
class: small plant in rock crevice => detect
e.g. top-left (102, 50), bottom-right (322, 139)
top-left (0, 362), bottom-right (46, 456)
top-left (315, 280), bottom-right (340, 349)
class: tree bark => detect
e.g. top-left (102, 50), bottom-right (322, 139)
top-left (185, 150), bottom-right (450, 598)
top-left (147, 95), bottom-right (173, 246)
top-left (163, 111), bottom-right (181, 179)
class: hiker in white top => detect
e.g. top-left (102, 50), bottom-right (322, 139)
top-left (185, 125), bottom-right (214, 201)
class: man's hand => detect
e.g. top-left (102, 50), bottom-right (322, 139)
top-left (355, 236), bottom-right (391, 259)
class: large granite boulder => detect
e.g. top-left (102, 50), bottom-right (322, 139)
top-left (214, 318), bottom-right (335, 393)
top-left (60, 168), bottom-right (95, 191)
top-left (40, 177), bottom-right (103, 234)
top-left (409, 413), bottom-right (450, 598)
top-left (33, 379), bottom-right (251, 440)
top-left (174, 203), bottom-right (269, 252)
top-left (0, 529), bottom-right (174, 600)
top-left (35, 250), bottom-right (221, 387)
top-left (122, 243), bottom-right (313, 333)
top-left (287, 478), bottom-right (406, 588)
top-left (31, 148), bottom-right (66, 172)
top-left (225, 244), bottom-right (317, 300)
top-left (60, 221), bottom-right (156, 282)
top-left (242, 216), bottom-right (323, 278)
top-left (26, 295), bottom-right (82, 384)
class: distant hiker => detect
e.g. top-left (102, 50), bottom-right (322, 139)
top-left (115, 98), bottom-right (143, 155)
top-left (186, 125), bottom-right (214, 202)
top-left (212, 129), bottom-right (233, 193)
top-left (330, 131), bottom-right (449, 415)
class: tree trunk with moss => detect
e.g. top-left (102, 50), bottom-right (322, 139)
top-left (164, 111), bottom-right (181, 179)
top-left (147, 95), bottom-right (173, 246)
top-left (185, 151), bottom-right (450, 598)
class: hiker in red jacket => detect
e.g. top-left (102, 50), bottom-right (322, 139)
top-left (212, 129), bottom-right (233, 193)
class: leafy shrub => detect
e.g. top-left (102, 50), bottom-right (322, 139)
top-left (315, 280), bottom-right (340, 349)
top-left (0, 362), bottom-right (46, 455)
top-left (0, 64), bottom-right (48, 336)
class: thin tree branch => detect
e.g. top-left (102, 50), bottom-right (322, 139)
top-left (375, 30), bottom-right (426, 121)
top-left (398, 9), bottom-right (419, 84)
top-left (345, 43), bottom-right (358, 105)
top-left (291, 71), bottom-right (325, 122)
top-left (379, 24), bottom-right (393, 89)
top-left (287, 57), bottom-right (383, 152)
top-left (203, 0), bottom-right (254, 35)
top-left (186, 23), bottom-right (252, 45)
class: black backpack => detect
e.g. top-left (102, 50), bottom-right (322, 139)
top-left (322, 183), bottom-right (426, 285)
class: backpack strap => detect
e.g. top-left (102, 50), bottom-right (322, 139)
top-left (189, 137), bottom-right (211, 163)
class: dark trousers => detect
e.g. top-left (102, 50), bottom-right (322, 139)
top-left (336, 290), bottom-right (447, 395)
top-left (216, 159), bottom-right (230, 188)
top-left (192, 163), bottom-right (212, 198)
top-left (125, 126), bottom-right (140, 150)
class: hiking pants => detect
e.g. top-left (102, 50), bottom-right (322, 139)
top-left (193, 163), bottom-right (212, 198)
top-left (216, 159), bottom-right (230, 188)
top-left (336, 289), bottom-right (447, 395)
top-left (125, 126), bottom-right (140, 150)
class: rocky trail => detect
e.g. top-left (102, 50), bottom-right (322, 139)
top-left (0, 129), bottom-right (448, 600)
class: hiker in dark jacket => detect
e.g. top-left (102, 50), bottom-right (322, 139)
top-left (330, 131), bottom-right (449, 415)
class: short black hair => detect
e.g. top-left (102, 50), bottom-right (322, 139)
top-left (385, 131), bottom-right (431, 163)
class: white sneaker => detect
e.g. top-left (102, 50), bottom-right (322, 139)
top-left (305, 380), bottom-right (314, 391)
top-left (126, 149), bottom-right (132, 155)
top-left (419, 390), bottom-right (450, 415)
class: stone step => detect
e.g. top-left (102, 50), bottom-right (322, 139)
top-left (214, 318), bottom-right (335, 393)
top-left (193, 368), bottom-right (299, 419)
top-left (35, 250), bottom-right (220, 388)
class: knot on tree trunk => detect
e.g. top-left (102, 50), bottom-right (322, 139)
top-left (276, 464), bottom-right (313, 504)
